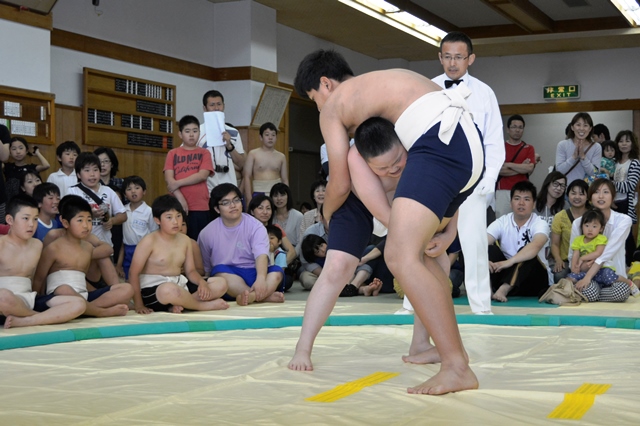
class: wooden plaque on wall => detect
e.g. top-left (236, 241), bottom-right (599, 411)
top-left (0, 85), bottom-right (54, 145)
top-left (251, 84), bottom-right (292, 128)
top-left (83, 68), bottom-right (177, 153)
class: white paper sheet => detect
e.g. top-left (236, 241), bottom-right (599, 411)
top-left (203, 111), bottom-right (226, 147)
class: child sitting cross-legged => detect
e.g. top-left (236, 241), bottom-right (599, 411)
top-left (34, 195), bottom-right (133, 317)
top-left (128, 195), bottom-right (229, 314)
top-left (0, 195), bottom-right (85, 328)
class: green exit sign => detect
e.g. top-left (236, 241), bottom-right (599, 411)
top-left (544, 85), bottom-right (580, 100)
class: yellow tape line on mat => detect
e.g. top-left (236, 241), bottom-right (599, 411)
top-left (306, 372), bottom-right (400, 402)
top-left (548, 383), bottom-right (611, 419)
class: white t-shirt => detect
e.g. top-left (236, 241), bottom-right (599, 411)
top-left (46, 169), bottom-right (77, 198)
top-left (67, 183), bottom-right (126, 245)
top-left (487, 212), bottom-right (552, 284)
top-left (123, 201), bottom-right (158, 246)
top-left (198, 123), bottom-right (245, 192)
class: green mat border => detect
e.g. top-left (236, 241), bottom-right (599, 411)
top-left (1, 314), bottom-right (640, 351)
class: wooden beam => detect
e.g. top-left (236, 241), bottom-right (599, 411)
top-left (500, 99), bottom-right (640, 116)
top-left (0, 3), bottom-right (52, 30)
top-left (51, 29), bottom-right (278, 84)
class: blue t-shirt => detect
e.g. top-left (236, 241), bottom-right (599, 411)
top-left (34, 217), bottom-right (60, 241)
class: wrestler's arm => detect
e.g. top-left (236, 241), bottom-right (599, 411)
top-left (347, 146), bottom-right (392, 227)
top-left (128, 235), bottom-right (154, 314)
top-left (33, 245), bottom-right (55, 294)
top-left (321, 112), bottom-right (352, 221)
top-left (86, 234), bottom-right (114, 260)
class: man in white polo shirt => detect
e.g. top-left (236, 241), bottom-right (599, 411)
top-left (487, 181), bottom-right (552, 302)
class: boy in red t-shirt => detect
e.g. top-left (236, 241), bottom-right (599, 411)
top-left (164, 115), bottom-right (214, 240)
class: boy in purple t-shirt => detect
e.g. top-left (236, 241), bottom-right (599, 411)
top-left (198, 183), bottom-right (284, 306)
top-left (164, 115), bottom-right (214, 240)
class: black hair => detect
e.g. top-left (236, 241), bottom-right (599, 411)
top-left (10, 136), bottom-right (29, 152)
top-left (151, 194), bottom-right (186, 219)
top-left (567, 112), bottom-right (594, 140)
top-left (248, 194), bottom-right (275, 225)
top-left (354, 117), bottom-right (400, 161)
top-left (601, 140), bottom-right (618, 157)
top-left (593, 124), bottom-right (610, 140)
top-left (32, 182), bottom-right (60, 205)
top-left (93, 147), bottom-right (119, 177)
top-left (19, 170), bottom-right (41, 191)
top-left (270, 183), bottom-right (294, 210)
top-left (6, 193), bottom-right (38, 218)
top-left (301, 234), bottom-right (326, 262)
top-left (293, 49), bottom-right (354, 98)
top-left (309, 180), bottom-right (327, 208)
top-left (566, 179), bottom-right (589, 204)
top-left (202, 90), bottom-right (224, 106)
top-left (266, 224), bottom-right (282, 241)
top-left (209, 183), bottom-right (242, 219)
top-left (535, 171), bottom-right (566, 214)
top-left (178, 115), bottom-right (200, 132)
top-left (122, 175), bottom-right (147, 192)
top-left (55, 141), bottom-right (81, 164)
top-left (614, 130), bottom-right (640, 162)
top-left (259, 122), bottom-right (277, 136)
top-left (300, 201), bottom-right (313, 212)
top-left (511, 180), bottom-right (537, 201)
top-left (440, 31), bottom-right (473, 55)
top-left (507, 115), bottom-right (525, 128)
top-left (74, 152), bottom-right (101, 175)
top-left (580, 208), bottom-right (605, 232)
top-left (59, 195), bottom-right (91, 223)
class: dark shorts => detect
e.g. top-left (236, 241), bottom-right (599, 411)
top-left (395, 122), bottom-right (482, 221)
top-left (327, 192), bottom-right (373, 259)
top-left (122, 243), bottom-right (136, 280)
top-left (187, 210), bottom-right (211, 241)
top-left (141, 281), bottom-right (198, 312)
top-left (211, 264), bottom-right (284, 301)
top-left (33, 286), bottom-right (111, 312)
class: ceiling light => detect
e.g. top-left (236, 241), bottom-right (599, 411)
top-left (610, 0), bottom-right (640, 26)
top-left (338, 0), bottom-right (446, 46)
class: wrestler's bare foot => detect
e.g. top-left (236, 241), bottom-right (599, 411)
top-left (491, 284), bottom-right (510, 303)
top-left (94, 304), bottom-right (130, 317)
top-left (236, 290), bottom-right (255, 306)
top-left (3, 315), bottom-right (17, 329)
top-left (362, 278), bottom-right (382, 297)
top-left (205, 299), bottom-right (229, 310)
top-left (288, 349), bottom-right (313, 371)
top-left (263, 292), bottom-right (285, 303)
top-left (168, 305), bottom-right (184, 313)
top-left (407, 365), bottom-right (478, 395)
top-left (402, 346), bottom-right (441, 364)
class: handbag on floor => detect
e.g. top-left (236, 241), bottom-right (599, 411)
top-left (538, 278), bottom-right (588, 306)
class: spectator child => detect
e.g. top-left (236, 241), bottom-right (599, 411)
top-left (67, 153), bottom-right (127, 246)
top-left (128, 195), bottom-right (228, 314)
top-left (116, 176), bottom-right (158, 279)
top-left (34, 195), bottom-right (133, 317)
top-left (0, 195), bottom-right (84, 328)
top-left (267, 224), bottom-right (289, 291)
top-left (164, 115), bottom-right (214, 240)
top-left (4, 137), bottom-right (50, 200)
top-left (19, 171), bottom-right (42, 197)
top-left (600, 140), bottom-right (617, 179)
top-left (46, 141), bottom-right (80, 197)
top-left (566, 209), bottom-right (635, 291)
top-left (33, 183), bottom-right (61, 241)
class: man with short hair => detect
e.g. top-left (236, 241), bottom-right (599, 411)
top-left (495, 114), bottom-right (536, 218)
top-left (592, 123), bottom-right (610, 143)
top-left (488, 181), bottom-right (553, 303)
top-left (198, 90), bottom-right (246, 193)
top-left (432, 31), bottom-right (505, 315)
top-left (198, 183), bottom-right (283, 306)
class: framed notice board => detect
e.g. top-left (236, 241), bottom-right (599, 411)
top-left (251, 84), bottom-right (292, 128)
top-left (0, 85), bottom-right (55, 145)
top-left (83, 68), bottom-right (177, 153)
